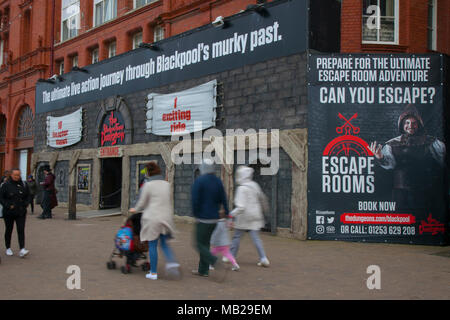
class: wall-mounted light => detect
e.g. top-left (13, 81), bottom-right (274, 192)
top-left (72, 66), bottom-right (89, 73)
top-left (37, 78), bottom-right (56, 84)
top-left (139, 43), bottom-right (160, 51)
top-left (246, 3), bottom-right (268, 16)
top-left (212, 16), bottom-right (226, 28)
top-left (50, 74), bottom-right (64, 81)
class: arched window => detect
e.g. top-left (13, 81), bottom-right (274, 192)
top-left (17, 106), bottom-right (33, 138)
top-left (0, 115), bottom-right (6, 144)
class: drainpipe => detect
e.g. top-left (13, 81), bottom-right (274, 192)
top-left (49, 0), bottom-right (55, 77)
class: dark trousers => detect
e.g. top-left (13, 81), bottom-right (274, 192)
top-left (195, 222), bottom-right (218, 276)
top-left (4, 214), bottom-right (26, 249)
top-left (41, 191), bottom-right (52, 218)
top-left (29, 195), bottom-right (35, 213)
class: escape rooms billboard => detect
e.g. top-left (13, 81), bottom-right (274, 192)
top-left (308, 53), bottom-right (448, 245)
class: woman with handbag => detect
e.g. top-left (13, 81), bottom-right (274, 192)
top-left (129, 162), bottom-right (180, 280)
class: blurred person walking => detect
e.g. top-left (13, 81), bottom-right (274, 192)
top-left (129, 162), bottom-right (180, 280)
top-left (230, 166), bottom-right (270, 267)
top-left (191, 158), bottom-right (229, 281)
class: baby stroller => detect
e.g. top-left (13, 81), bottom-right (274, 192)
top-left (106, 213), bottom-right (150, 274)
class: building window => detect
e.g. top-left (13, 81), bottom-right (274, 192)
top-left (134, 0), bottom-right (157, 9)
top-left (58, 60), bottom-right (65, 75)
top-left (154, 26), bottom-right (164, 42)
top-left (92, 48), bottom-right (99, 64)
top-left (428, 0), bottom-right (437, 51)
top-left (62, 0), bottom-right (80, 42)
top-left (72, 55), bottom-right (78, 68)
top-left (94, 0), bottom-right (117, 27)
top-left (132, 32), bottom-right (143, 49)
top-left (362, 0), bottom-right (398, 44)
top-left (0, 115), bottom-right (6, 145)
top-left (108, 41), bottom-right (116, 58)
top-left (0, 39), bottom-right (4, 65)
top-left (22, 9), bottom-right (31, 54)
top-left (17, 106), bottom-right (33, 139)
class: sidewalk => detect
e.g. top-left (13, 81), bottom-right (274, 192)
top-left (0, 207), bottom-right (449, 300)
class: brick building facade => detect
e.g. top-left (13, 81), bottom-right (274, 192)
top-left (341, 0), bottom-right (450, 54)
top-left (0, 0), bottom-right (275, 178)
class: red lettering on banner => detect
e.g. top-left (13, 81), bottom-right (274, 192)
top-left (340, 213), bottom-right (416, 225)
top-left (101, 111), bottom-right (125, 146)
top-left (419, 214), bottom-right (445, 236)
top-left (99, 146), bottom-right (121, 157)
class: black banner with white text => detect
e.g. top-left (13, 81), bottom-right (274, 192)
top-left (307, 53), bottom-right (448, 245)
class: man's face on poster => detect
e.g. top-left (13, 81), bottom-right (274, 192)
top-left (403, 116), bottom-right (419, 136)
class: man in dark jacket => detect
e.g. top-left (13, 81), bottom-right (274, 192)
top-left (0, 168), bottom-right (30, 258)
top-left (191, 159), bottom-right (229, 279)
top-left (38, 166), bottom-right (57, 219)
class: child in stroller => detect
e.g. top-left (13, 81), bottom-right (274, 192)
top-left (106, 212), bottom-right (150, 274)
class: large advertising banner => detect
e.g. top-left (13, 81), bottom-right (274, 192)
top-left (308, 53), bottom-right (448, 245)
top-left (35, 0), bottom-right (307, 114)
top-left (146, 80), bottom-right (217, 135)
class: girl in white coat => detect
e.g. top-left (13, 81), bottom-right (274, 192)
top-left (230, 166), bottom-right (270, 267)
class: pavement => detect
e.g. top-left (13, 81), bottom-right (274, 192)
top-left (0, 207), bottom-right (449, 300)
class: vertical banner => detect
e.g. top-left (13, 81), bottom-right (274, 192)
top-left (308, 53), bottom-right (448, 245)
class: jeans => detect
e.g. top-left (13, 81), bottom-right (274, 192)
top-left (4, 214), bottom-right (26, 249)
top-left (230, 229), bottom-right (267, 260)
top-left (148, 234), bottom-right (176, 274)
top-left (195, 222), bottom-right (218, 276)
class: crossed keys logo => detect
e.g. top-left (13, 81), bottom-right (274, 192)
top-left (322, 113), bottom-right (373, 157)
top-left (336, 113), bottom-right (360, 135)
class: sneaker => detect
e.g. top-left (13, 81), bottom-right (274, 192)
top-left (209, 265), bottom-right (215, 270)
top-left (165, 263), bottom-right (182, 280)
top-left (19, 248), bottom-right (29, 258)
top-left (145, 272), bottom-right (158, 280)
top-left (222, 256), bottom-right (230, 263)
top-left (191, 270), bottom-right (209, 277)
top-left (210, 259), bottom-right (228, 283)
top-left (231, 263), bottom-right (240, 271)
top-left (6, 248), bottom-right (13, 256)
top-left (257, 257), bottom-right (270, 267)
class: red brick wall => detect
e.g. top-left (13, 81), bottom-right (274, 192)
top-left (341, 0), bottom-right (450, 55)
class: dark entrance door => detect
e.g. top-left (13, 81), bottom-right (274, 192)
top-left (100, 158), bottom-right (122, 209)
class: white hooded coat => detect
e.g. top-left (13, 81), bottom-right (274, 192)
top-left (231, 166), bottom-right (269, 231)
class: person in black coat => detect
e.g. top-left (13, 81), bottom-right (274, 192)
top-left (0, 168), bottom-right (30, 258)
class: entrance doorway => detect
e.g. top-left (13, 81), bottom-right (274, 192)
top-left (100, 158), bottom-right (122, 209)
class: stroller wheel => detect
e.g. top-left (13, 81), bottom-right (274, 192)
top-left (121, 265), bottom-right (131, 274)
top-left (111, 261), bottom-right (116, 269)
top-left (142, 262), bottom-right (150, 272)
top-left (106, 262), bottom-right (113, 270)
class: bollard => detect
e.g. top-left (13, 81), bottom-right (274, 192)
top-left (68, 185), bottom-right (76, 220)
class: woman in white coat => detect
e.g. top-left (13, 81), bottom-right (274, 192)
top-left (129, 162), bottom-right (180, 280)
top-left (229, 165), bottom-right (270, 267)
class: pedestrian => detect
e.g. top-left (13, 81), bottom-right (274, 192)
top-left (210, 209), bottom-right (240, 271)
top-left (129, 162), bottom-right (180, 280)
top-left (191, 158), bottom-right (229, 280)
top-left (38, 166), bottom-right (57, 219)
top-left (0, 168), bottom-right (30, 258)
top-left (26, 175), bottom-right (37, 215)
top-left (0, 170), bottom-right (11, 185)
top-left (229, 165), bottom-right (270, 267)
